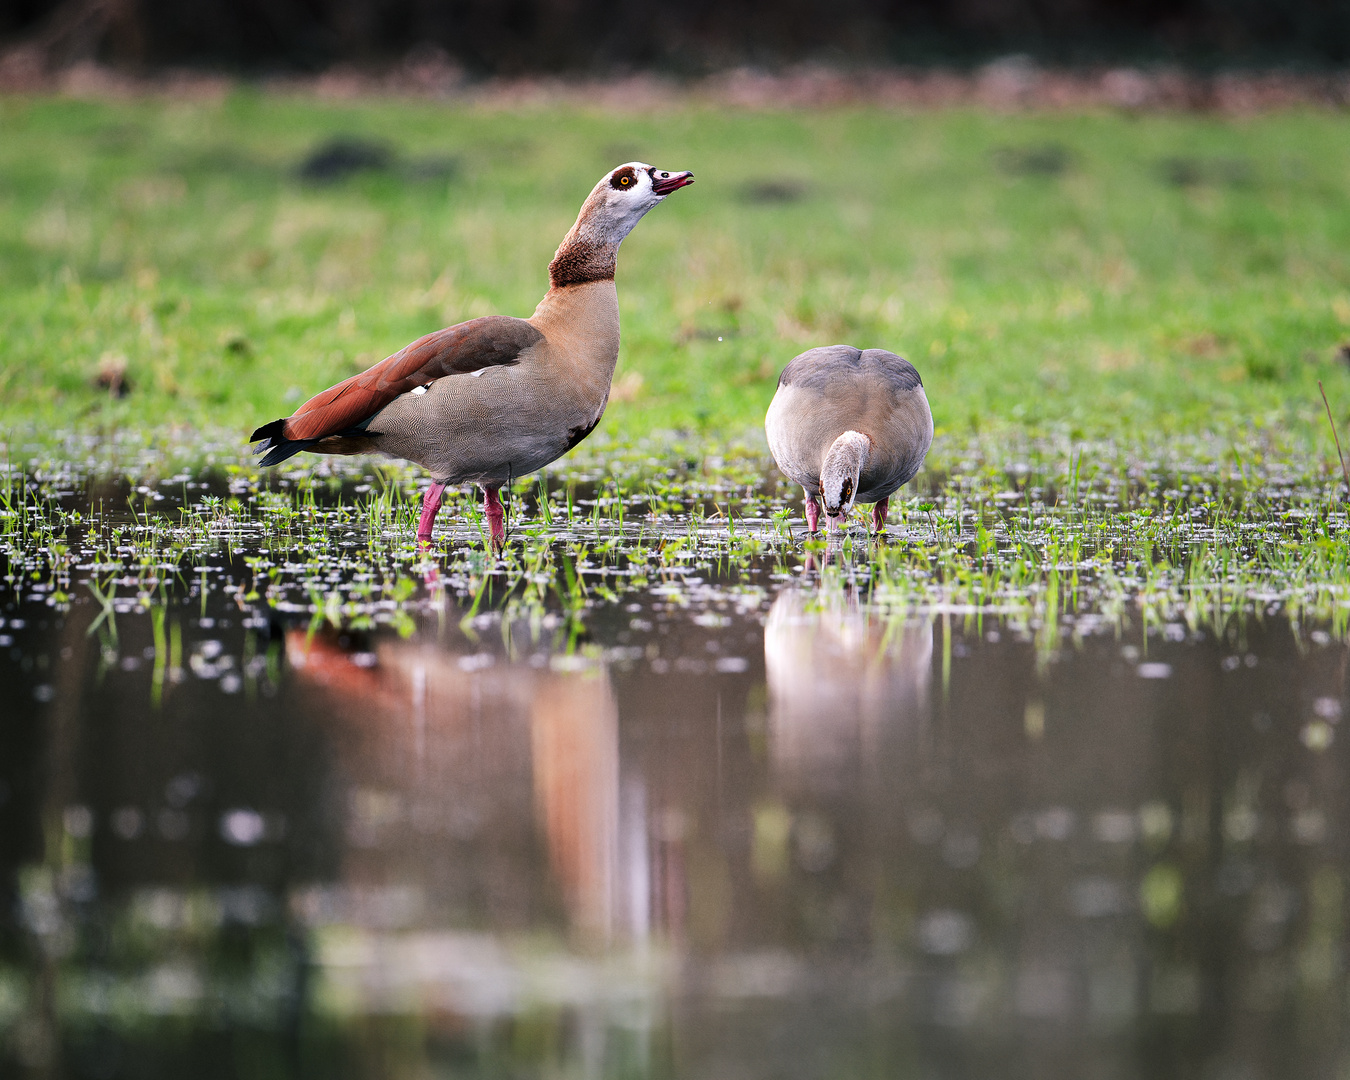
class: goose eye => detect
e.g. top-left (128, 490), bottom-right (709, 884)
top-left (619, 176), bottom-right (630, 186)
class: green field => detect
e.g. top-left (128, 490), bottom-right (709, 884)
top-left (3, 92), bottom-right (1350, 461)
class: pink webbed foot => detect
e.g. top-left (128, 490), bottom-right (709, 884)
top-left (872, 497), bottom-right (889, 536)
top-left (417, 481), bottom-right (448, 546)
top-left (483, 485), bottom-right (506, 551)
top-left (804, 493), bottom-right (821, 534)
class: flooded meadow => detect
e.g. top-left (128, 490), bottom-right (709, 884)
top-left (2, 437), bottom-right (1350, 1079)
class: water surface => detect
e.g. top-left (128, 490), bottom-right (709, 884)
top-left (1, 462), bottom-right (1348, 1079)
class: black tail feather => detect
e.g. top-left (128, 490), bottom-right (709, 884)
top-left (250, 418), bottom-right (286, 446)
top-left (250, 418), bottom-right (316, 467)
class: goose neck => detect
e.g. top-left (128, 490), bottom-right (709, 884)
top-left (530, 280), bottom-right (621, 379)
top-left (820, 430), bottom-right (871, 517)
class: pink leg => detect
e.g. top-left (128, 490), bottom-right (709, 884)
top-left (872, 497), bottom-right (889, 535)
top-left (804, 492), bottom-right (821, 534)
top-left (483, 485), bottom-right (506, 549)
top-left (417, 481), bottom-right (447, 544)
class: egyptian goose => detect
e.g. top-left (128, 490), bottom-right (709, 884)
top-left (764, 346), bottom-right (933, 534)
top-left (251, 162), bottom-right (694, 546)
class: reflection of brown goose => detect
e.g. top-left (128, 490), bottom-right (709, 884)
top-left (763, 589), bottom-right (932, 792)
top-left (285, 631), bottom-right (644, 941)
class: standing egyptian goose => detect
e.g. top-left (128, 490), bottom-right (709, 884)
top-left (765, 346), bottom-right (933, 534)
top-left (251, 162), bottom-right (694, 546)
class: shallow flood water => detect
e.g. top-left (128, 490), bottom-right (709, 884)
top-left (2, 462), bottom-right (1350, 1079)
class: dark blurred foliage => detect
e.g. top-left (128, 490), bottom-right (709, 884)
top-left (4, 0), bottom-right (1350, 73)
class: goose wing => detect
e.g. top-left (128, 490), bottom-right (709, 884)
top-left (250, 315), bottom-right (544, 464)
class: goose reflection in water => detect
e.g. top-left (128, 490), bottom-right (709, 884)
top-left (284, 630), bottom-right (649, 944)
top-left (764, 587), bottom-right (933, 793)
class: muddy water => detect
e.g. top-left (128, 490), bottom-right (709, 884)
top-left (1, 563), bottom-right (1347, 1080)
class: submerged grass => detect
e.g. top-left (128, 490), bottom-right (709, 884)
top-left (3, 437), bottom-right (1348, 660)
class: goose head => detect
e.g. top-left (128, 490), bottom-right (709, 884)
top-left (819, 430), bottom-right (871, 532)
top-left (576, 162), bottom-right (694, 246)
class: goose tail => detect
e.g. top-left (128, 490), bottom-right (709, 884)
top-left (250, 419), bottom-right (317, 467)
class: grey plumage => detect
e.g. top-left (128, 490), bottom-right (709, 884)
top-left (777, 344), bottom-right (924, 394)
top-left (765, 345), bottom-right (933, 528)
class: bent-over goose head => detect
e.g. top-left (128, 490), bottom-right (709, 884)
top-left (820, 430), bottom-right (871, 532)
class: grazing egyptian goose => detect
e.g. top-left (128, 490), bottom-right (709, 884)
top-left (765, 346), bottom-right (933, 534)
top-left (250, 162), bottom-right (694, 546)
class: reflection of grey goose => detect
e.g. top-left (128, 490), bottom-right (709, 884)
top-left (251, 162), bottom-right (694, 547)
top-left (765, 346), bottom-right (933, 534)
top-left (764, 587), bottom-right (931, 793)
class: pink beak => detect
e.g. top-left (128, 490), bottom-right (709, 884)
top-left (652, 170), bottom-right (694, 196)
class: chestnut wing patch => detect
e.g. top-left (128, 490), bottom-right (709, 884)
top-left (252, 316), bottom-right (543, 461)
top-left (288, 316), bottom-right (541, 440)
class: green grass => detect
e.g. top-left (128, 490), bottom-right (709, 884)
top-left (4, 92), bottom-right (1350, 457)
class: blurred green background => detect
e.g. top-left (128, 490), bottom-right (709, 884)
top-left (3, 92), bottom-right (1350, 453)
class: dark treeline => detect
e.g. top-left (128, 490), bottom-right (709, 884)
top-left (4, 0), bottom-right (1350, 74)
